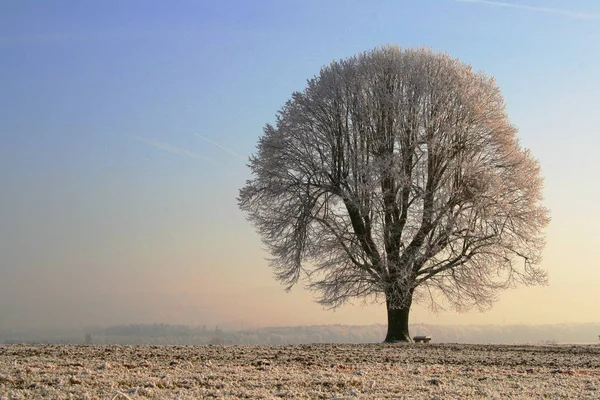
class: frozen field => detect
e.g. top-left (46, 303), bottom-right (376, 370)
top-left (1, 343), bottom-right (599, 399)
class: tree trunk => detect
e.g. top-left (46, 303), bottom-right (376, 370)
top-left (384, 293), bottom-right (412, 343)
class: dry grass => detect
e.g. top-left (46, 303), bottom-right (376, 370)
top-left (1, 343), bottom-right (599, 399)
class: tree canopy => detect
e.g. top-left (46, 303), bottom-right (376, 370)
top-left (239, 46), bottom-right (549, 342)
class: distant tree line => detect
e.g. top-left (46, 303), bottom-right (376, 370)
top-left (2, 323), bottom-right (599, 345)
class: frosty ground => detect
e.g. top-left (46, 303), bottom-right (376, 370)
top-left (1, 343), bottom-right (599, 399)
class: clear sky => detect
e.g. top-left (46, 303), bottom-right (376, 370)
top-left (1, 0), bottom-right (599, 331)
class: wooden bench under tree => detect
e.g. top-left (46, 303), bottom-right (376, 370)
top-left (413, 335), bottom-right (432, 343)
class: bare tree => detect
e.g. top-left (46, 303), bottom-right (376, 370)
top-left (238, 46), bottom-right (549, 342)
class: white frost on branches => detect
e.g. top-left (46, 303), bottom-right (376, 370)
top-left (239, 46), bottom-right (549, 314)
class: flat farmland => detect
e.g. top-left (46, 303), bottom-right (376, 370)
top-left (1, 343), bottom-right (599, 399)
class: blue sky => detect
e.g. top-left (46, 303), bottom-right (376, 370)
top-left (1, 0), bottom-right (599, 330)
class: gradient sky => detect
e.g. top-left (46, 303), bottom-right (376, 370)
top-left (1, 0), bottom-right (599, 331)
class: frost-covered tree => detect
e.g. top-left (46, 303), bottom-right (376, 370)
top-left (238, 46), bottom-right (549, 342)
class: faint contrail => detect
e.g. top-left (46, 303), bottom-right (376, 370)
top-left (193, 133), bottom-right (245, 160)
top-left (455, 0), bottom-right (600, 20)
top-left (136, 137), bottom-right (212, 161)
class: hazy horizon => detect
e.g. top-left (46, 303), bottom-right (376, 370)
top-left (2, 1), bottom-right (599, 332)
top-left (2, 321), bottom-right (599, 347)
